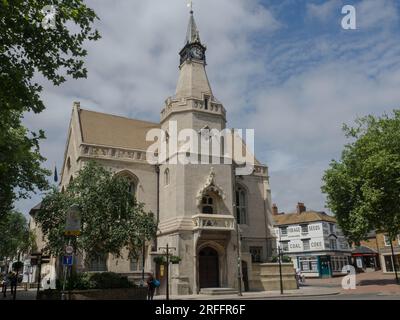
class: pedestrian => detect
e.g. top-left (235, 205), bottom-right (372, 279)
top-left (10, 272), bottom-right (17, 296)
top-left (146, 273), bottom-right (156, 300)
top-left (2, 272), bottom-right (9, 298)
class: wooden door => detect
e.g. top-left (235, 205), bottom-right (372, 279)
top-left (199, 247), bottom-right (219, 288)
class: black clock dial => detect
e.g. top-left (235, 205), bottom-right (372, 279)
top-left (191, 47), bottom-right (203, 59)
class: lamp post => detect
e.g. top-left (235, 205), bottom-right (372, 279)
top-left (278, 231), bottom-right (283, 295)
top-left (158, 243), bottom-right (176, 300)
top-left (236, 220), bottom-right (243, 296)
top-left (390, 240), bottom-right (399, 284)
top-left (62, 204), bottom-right (81, 300)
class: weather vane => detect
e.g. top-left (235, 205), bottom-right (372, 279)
top-left (187, 0), bottom-right (193, 12)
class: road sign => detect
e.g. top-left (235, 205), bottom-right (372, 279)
top-left (63, 255), bottom-right (73, 266)
top-left (65, 245), bottom-right (74, 254)
top-left (64, 204), bottom-right (81, 236)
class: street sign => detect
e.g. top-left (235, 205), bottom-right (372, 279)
top-left (65, 245), bottom-right (74, 254)
top-left (63, 255), bottom-right (73, 266)
top-left (64, 204), bottom-right (81, 236)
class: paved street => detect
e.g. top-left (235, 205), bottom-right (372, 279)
top-left (2, 271), bottom-right (399, 300)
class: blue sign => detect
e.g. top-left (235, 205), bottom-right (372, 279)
top-left (63, 255), bottom-right (73, 266)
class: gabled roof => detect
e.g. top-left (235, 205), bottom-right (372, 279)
top-left (78, 109), bottom-right (160, 151)
top-left (273, 211), bottom-right (336, 226)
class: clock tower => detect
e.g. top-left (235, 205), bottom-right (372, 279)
top-left (160, 8), bottom-right (226, 133)
top-left (179, 9), bottom-right (206, 65)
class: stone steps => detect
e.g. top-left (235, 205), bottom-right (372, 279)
top-left (200, 288), bottom-right (238, 295)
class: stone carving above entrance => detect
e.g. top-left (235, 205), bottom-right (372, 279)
top-left (196, 167), bottom-right (226, 206)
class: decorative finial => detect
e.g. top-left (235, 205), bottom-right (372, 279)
top-left (187, 0), bottom-right (193, 14)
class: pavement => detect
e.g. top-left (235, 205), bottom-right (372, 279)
top-left (304, 271), bottom-right (400, 296)
top-left (153, 286), bottom-right (340, 300)
top-left (2, 271), bottom-right (399, 300)
top-left (1, 288), bottom-right (38, 300)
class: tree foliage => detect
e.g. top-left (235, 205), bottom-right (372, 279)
top-left (35, 161), bottom-right (158, 261)
top-left (0, 210), bottom-right (36, 260)
top-left (322, 110), bottom-right (400, 243)
top-left (0, 0), bottom-right (100, 217)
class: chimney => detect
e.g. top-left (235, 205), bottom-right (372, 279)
top-left (272, 203), bottom-right (279, 216)
top-left (296, 202), bottom-right (306, 214)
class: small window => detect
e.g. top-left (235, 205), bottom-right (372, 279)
top-left (301, 224), bottom-right (308, 234)
top-left (204, 97), bottom-right (209, 110)
top-left (250, 247), bottom-right (262, 263)
top-left (384, 235), bottom-right (391, 246)
top-left (201, 194), bottom-right (215, 214)
top-left (303, 239), bottom-right (310, 251)
top-left (66, 157), bottom-right (71, 171)
top-left (281, 241), bottom-right (289, 252)
top-left (280, 227), bottom-right (288, 237)
top-left (87, 254), bottom-right (107, 272)
top-left (164, 168), bottom-right (170, 186)
top-left (130, 255), bottom-right (144, 272)
top-left (329, 239), bottom-right (337, 250)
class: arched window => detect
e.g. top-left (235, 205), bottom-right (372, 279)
top-left (236, 185), bottom-right (247, 224)
top-left (128, 180), bottom-right (136, 196)
top-left (201, 194), bottom-right (215, 214)
top-left (164, 168), bottom-right (170, 186)
top-left (117, 171), bottom-right (138, 198)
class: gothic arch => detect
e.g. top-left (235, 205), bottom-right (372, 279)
top-left (115, 169), bottom-right (139, 196)
top-left (196, 167), bottom-right (226, 207)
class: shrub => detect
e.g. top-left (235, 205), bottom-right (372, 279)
top-left (89, 272), bottom-right (132, 289)
top-left (57, 272), bottom-right (132, 290)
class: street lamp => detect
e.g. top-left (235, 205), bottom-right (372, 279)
top-left (158, 243), bottom-right (176, 300)
top-left (236, 220), bottom-right (243, 296)
top-left (277, 230), bottom-right (283, 295)
top-left (61, 204), bottom-right (81, 300)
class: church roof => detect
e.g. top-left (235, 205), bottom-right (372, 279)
top-left (78, 109), bottom-right (160, 151)
top-left (273, 211), bottom-right (337, 226)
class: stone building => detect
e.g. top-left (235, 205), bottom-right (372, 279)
top-left (30, 9), bottom-right (276, 295)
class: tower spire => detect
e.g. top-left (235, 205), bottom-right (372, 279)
top-left (185, 1), bottom-right (201, 44)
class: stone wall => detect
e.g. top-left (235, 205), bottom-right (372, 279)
top-left (259, 262), bottom-right (298, 291)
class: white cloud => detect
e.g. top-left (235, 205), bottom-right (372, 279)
top-left (306, 0), bottom-right (341, 22)
top-left (357, 0), bottom-right (399, 29)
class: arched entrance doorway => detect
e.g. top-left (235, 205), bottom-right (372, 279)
top-left (199, 247), bottom-right (219, 288)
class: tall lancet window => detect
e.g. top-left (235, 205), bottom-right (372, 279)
top-left (164, 168), bottom-right (170, 186)
top-left (204, 96), bottom-right (209, 110)
top-left (236, 185), bottom-right (247, 225)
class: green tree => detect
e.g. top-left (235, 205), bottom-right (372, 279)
top-left (0, 211), bottom-right (36, 267)
top-left (322, 110), bottom-right (400, 280)
top-left (35, 161), bottom-right (157, 262)
top-left (0, 0), bottom-right (100, 217)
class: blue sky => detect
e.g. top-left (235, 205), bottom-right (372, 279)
top-left (18, 0), bottom-right (400, 215)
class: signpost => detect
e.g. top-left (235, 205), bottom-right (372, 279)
top-left (158, 244), bottom-right (176, 301)
top-left (61, 204), bottom-right (81, 300)
top-left (63, 255), bottom-right (73, 266)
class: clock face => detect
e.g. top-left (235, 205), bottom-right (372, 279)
top-left (191, 47), bottom-right (203, 59)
